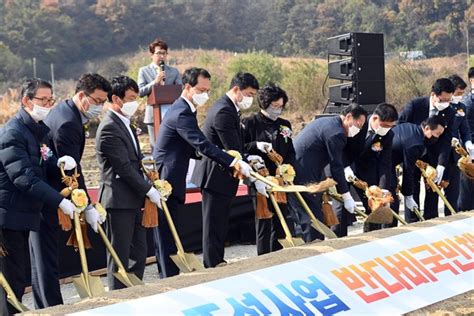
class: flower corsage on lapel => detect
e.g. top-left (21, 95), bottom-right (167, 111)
top-left (279, 125), bottom-right (293, 143)
top-left (39, 144), bottom-right (53, 165)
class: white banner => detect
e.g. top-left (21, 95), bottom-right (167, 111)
top-left (73, 218), bottom-right (474, 315)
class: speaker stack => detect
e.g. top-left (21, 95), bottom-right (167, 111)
top-left (324, 32), bottom-right (385, 113)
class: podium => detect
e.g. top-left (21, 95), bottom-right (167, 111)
top-left (147, 84), bottom-right (182, 138)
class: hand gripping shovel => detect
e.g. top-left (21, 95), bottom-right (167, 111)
top-left (268, 194), bottom-right (305, 248)
top-left (0, 272), bottom-right (28, 312)
top-left (96, 225), bottom-right (144, 287)
top-left (161, 200), bottom-right (204, 273)
top-left (415, 160), bottom-right (457, 216)
top-left (72, 210), bottom-right (105, 298)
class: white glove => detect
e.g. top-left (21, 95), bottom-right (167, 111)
top-left (235, 159), bottom-right (252, 178)
top-left (404, 195), bottom-right (418, 212)
top-left (84, 205), bottom-right (102, 233)
top-left (465, 141), bottom-right (474, 159)
top-left (434, 165), bottom-right (445, 184)
top-left (341, 192), bottom-right (356, 214)
top-left (59, 198), bottom-right (75, 219)
top-left (254, 180), bottom-right (269, 198)
top-left (344, 166), bottom-right (355, 182)
top-left (146, 187), bottom-right (162, 209)
top-left (256, 142), bottom-right (272, 153)
top-left (247, 155), bottom-right (264, 164)
top-left (57, 155), bottom-right (77, 171)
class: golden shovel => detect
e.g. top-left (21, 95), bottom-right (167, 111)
top-left (268, 194), bottom-right (305, 248)
top-left (250, 171), bottom-right (328, 193)
top-left (412, 206), bottom-right (425, 221)
top-left (72, 210), bottom-right (105, 298)
top-left (0, 272), bottom-right (29, 312)
top-left (96, 225), bottom-right (144, 288)
top-left (161, 200), bottom-right (204, 273)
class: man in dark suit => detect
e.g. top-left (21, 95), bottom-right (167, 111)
top-left (29, 74), bottom-right (111, 308)
top-left (332, 103), bottom-right (398, 236)
top-left (0, 79), bottom-right (76, 314)
top-left (192, 72), bottom-right (268, 268)
top-left (459, 67), bottom-right (474, 211)
top-left (389, 117), bottom-right (446, 220)
top-left (152, 67), bottom-right (253, 278)
top-left (288, 104), bottom-right (367, 242)
top-left (96, 76), bottom-right (161, 289)
top-left (445, 75), bottom-right (472, 215)
top-left (398, 78), bottom-right (456, 221)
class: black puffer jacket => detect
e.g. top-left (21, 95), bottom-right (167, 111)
top-left (0, 108), bottom-right (63, 231)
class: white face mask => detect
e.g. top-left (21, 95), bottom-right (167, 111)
top-left (348, 125), bottom-right (361, 137)
top-left (262, 107), bottom-right (282, 121)
top-left (192, 92), bottom-right (209, 107)
top-left (375, 126), bottom-right (391, 136)
top-left (434, 101), bottom-right (450, 111)
top-left (84, 104), bottom-right (103, 119)
top-left (237, 96), bottom-right (253, 110)
top-left (29, 103), bottom-right (51, 122)
top-left (121, 100), bottom-right (139, 118)
top-left (451, 96), bottom-right (463, 104)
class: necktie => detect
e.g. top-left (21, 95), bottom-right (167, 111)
top-left (430, 108), bottom-right (438, 117)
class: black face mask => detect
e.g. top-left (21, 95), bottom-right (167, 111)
top-left (424, 136), bottom-right (438, 145)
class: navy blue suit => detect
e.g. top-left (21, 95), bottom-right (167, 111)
top-left (398, 96), bottom-right (455, 221)
top-left (390, 123), bottom-right (429, 222)
top-left (459, 92), bottom-right (474, 211)
top-left (289, 116), bottom-right (349, 242)
top-left (29, 99), bottom-right (87, 308)
top-left (153, 97), bottom-right (234, 277)
top-left (0, 108), bottom-right (63, 314)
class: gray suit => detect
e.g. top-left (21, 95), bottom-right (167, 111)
top-left (95, 110), bottom-right (151, 289)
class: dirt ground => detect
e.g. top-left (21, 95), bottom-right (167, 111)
top-left (29, 212), bottom-right (473, 315)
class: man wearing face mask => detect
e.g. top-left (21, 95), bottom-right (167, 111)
top-left (288, 104), bottom-right (367, 242)
top-left (192, 72), bottom-right (269, 268)
top-left (390, 117), bottom-right (446, 220)
top-left (398, 78), bottom-right (456, 222)
top-left (0, 79), bottom-right (77, 314)
top-left (332, 103), bottom-right (398, 236)
top-left (152, 68), bottom-right (253, 277)
top-left (443, 75), bottom-right (472, 215)
top-left (29, 73), bottom-right (111, 309)
top-left (459, 67), bottom-right (474, 211)
top-left (95, 76), bottom-right (160, 289)
top-left (241, 83), bottom-right (296, 255)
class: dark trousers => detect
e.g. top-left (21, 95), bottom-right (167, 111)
top-left (255, 198), bottom-right (295, 256)
top-left (287, 192), bottom-right (324, 242)
top-left (29, 212), bottom-right (63, 309)
top-left (1, 230), bottom-right (29, 315)
top-left (106, 208), bottom-right (147, 290)
top-left (458, 173), bottom-right (474, 211)
top-left (153, 196), bottom-right (180, 278)
top-left (202, 188), bottom-right (235, 268)
top-left (444, 161), bottom-right (460, 216)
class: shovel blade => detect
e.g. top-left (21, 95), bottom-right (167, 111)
top-left (73, 273), bottom-right (105, 298)
top-left (278, 237), bottom-right (305, 248)
top-left (113, 270), bottom-right (144, 288)
top-left (170, 252), bottom-right (204, 273)
top-left (310, 222), bottom-right (338, 239)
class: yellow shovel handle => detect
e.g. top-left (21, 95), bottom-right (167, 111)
top-left (269, 194), bottom-right (294, 241)
top-left (161, 200), bottom-right (186, 255)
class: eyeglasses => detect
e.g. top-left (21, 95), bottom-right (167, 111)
top-left (154, 51), bottom-right (168, 56)
top-left (86, 93), bottom-right (107, 106)
top-left (32, 96), bottom-right (56, 106)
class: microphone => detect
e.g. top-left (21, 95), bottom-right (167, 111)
top-left (159, 61), bottom-right (165, 84)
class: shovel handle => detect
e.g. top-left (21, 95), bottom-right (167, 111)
top-left (0, 272), bottom-right (28, 312)
top-left (269, 194), bottom-right (295, 242)
top-left (418, 165), bottom-right (457, 215)
top-left (97, 225), bottom-right (127, 272)
top-left (250, 171), bottom-right (283, 189)
top-left (329, 192), bottom-right (368, 218)
top-left (161, 200), bottom-right (186, 255)
top-left (412, 206), bottom-right (425, 221)
top-left (73, 211), bottom-right (92, 295)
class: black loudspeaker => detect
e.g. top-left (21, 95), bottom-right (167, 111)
top-left (327, 32), bottom-right (385, 108)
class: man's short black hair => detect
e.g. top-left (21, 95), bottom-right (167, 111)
top-left (422, 115), bottom-right (446, 130)
top-left (108, 75), bottom-right (139, 101)
top-left (341, 103), bottom-right (368, 119)
top-left (229, 72), bottom-right (259, 90)
top-left (431, 78), bottom-right (455, 95)
top-left (257, 82), bottom-right (288, 110)
top-left (21, 78), bottom-right (52, 99)
top-left (468, 67), bottom-right (474, 79)
top-left (448, 74), bottom-right (467, 90)
top-left (75, 73), bottom-right (112, 95)
top-left (182, 67), bottom-right (211, 87)
top-left (373, 103), bottom-right (398, 122)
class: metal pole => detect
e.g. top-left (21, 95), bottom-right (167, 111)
top-left (50, 63), bottom-right (55, 91)
top-left (467, 20), bottom-right (470, 68)
top-left (32, 57), bottom-right (36, 77)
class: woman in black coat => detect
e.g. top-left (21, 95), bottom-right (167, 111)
top-left (242, 82), bottom-right (296, 255)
